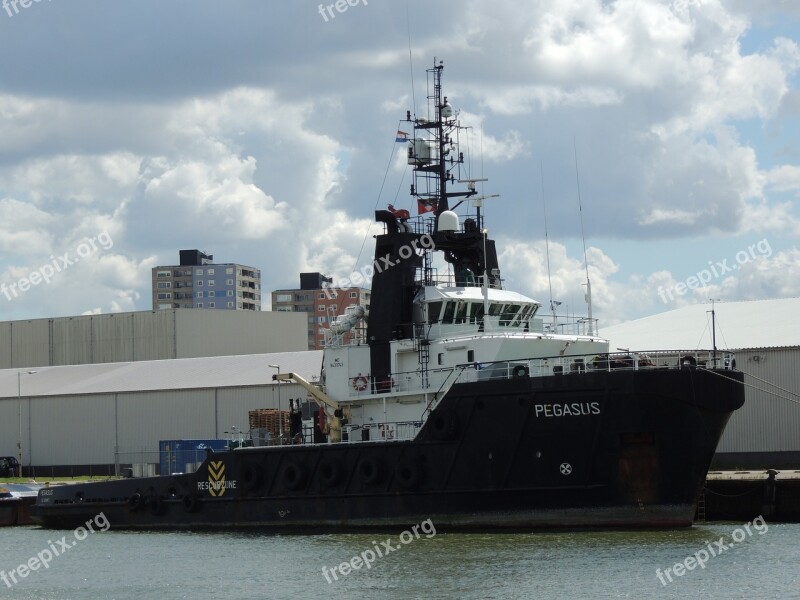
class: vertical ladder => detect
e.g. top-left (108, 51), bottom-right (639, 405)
top-left (696, 490), bottom-right (706, 522)
top-left (413, 323), bottom-right (430, 389)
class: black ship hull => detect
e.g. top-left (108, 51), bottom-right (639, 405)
top-left (33, 367), bottom-right (744, 531)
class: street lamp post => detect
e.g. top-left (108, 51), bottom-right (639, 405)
top-left (268, 364), bottom-right (282, 442)
top-left (17, 370), bottom-right (36, 478)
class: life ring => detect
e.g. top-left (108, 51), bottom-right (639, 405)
top-left (318, 459), bottom-right (343, 487)
top-left (512, 365), bottom-right (529, 378)
top-left (358, 457), bottom-right (384, 485)
top-left (352, 376), bottom-right (369, 392)
top-left (282, 462), bottom-right (308, 491)
top-left (182, 494), bottom-right (200, 513)
top-left (127, 492), bottom-right (143, 512)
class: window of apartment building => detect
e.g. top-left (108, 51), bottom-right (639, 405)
top-left (157, 293), bottom-right (172, 300)
top-left (350, 291), bottom-right (358, 298)
top-left (197, 303), bottom-right (203, 308)
top-left (197, 280), bottom-right (203, 286)
top-left (208, 291), bottom-right (215, 297)
top-left (196, 292), bottom-right (203, 298)
top-left (227, 302), bottom-right (234, 308)
top-left (227, 290), bottom-right (234, 297)
top-left (208, 280), bottom-right (215, 286)
top-left (157, 282), bottom-right (171, 289)
top-left (237, 302), bottom-right (242, 309)
top-left (227, 279), bottom-right (234, 286)
top-left (226, 267), bottom-right (234, 275)
top-left (207, 268), bottom-right (215, 275)
top-left (209, 302), bottom-right (215, 308)
top-left (318, 292), bottom-right (327, 299)
top-left (157, 303), bottom-right (172, 309)
top-left (196, 269), bottom-right (203, 276)
top-left (318, 305), bottom-right (326, 312)
top-left (157, 270), bottom-right (171, 278)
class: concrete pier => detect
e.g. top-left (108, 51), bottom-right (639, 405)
top-left (698, 470), bottom-right (800, 522)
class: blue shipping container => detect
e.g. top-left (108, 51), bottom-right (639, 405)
top-left (159, 439), bottom-right (228, 475)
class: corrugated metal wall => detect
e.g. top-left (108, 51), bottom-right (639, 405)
top-left (116, 389), bottom-right (216, 454)
top-left (175, 310), bottom-right (307, 358)
top-left (0, 319), bottom-right (51, 368)
top-left (92, 314), bottom-right (135, 363)
top-left (0, 310), bottom-right (306, 369)
top-left (131, 311), bottom-right (177, 362)
top-left (0, 396), bottom-right (21, 462)
top-left (717, 347), bottom-right (800, 452)
top-left (51, 317), bottom-right (93, 366)
top-left (30, 394), bottom-right (116, 465)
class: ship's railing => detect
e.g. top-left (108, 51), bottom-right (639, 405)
top-left (342, 420), bottom-right (423, 443)
top-left (452, 349), bottom-right (738, 384)
top-left (289, 420), bottom-right (423, 446)
top-left (347, 366), bottom-right (459, 397)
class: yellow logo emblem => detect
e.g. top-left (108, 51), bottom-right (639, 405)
top-left (208, 460), bottom-right (226, 497)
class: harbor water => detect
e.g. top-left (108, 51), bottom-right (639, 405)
top-left (1, 522), bottom-right (799, 599)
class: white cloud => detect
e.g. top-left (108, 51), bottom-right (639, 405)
top-left (0, 0), bottom-right (799, 322)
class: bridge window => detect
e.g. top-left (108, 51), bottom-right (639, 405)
top-left (512, 304), bottom-right (534, 327)
top-left (500, 304), bottom-right (521, 326)
top-left (428, 301), bottom-right (443, 323)
top-left (441, 302), bottom-right (456, 324)
top-left (470, 302), bottom-right (485, 323)
top-left (454, 301), bottom-right (468, 324)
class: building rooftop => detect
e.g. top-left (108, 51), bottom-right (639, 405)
top-left (0, 351), bottom-right (322, 398)
top-left (600, 297), bottom-right (800, 351)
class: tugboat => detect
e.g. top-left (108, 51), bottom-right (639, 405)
top-left (33, 61), bottom-right (744, 530)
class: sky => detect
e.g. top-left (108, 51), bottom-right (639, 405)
top-left (0, 0), bottom-right (799, 330)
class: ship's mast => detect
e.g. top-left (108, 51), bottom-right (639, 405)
top-left (406, 60), bottom-right (475, 236)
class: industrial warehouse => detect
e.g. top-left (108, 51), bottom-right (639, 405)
top-left (602, 297), bottom-right (800, 469)
top-left (0, 350), bottom-right (321, 476)
top-left (0, 309), bottom-right (313, 476)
